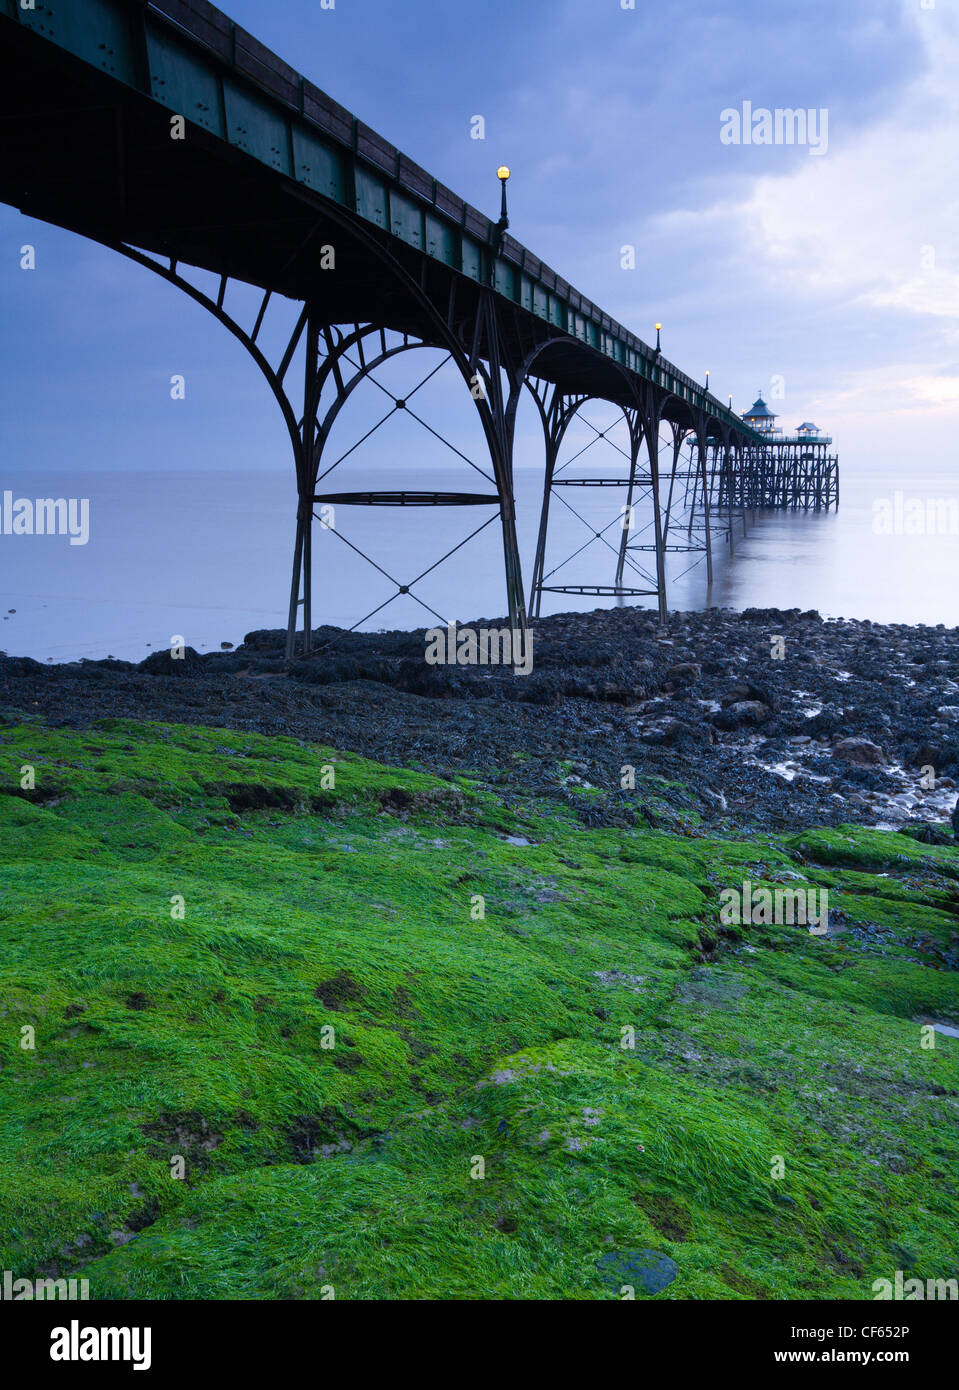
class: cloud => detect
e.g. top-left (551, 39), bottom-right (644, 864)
top-left (822, 363), bottom-right (959, 415)
top-left (657, 5), bottom-right (959, 321)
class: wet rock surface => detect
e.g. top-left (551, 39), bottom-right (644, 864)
top-left (3, 605), bottom-right (959, 835)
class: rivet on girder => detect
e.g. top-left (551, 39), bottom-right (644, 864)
top-left (395, 399), bottom-right (406, 409)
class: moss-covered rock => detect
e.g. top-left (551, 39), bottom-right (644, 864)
top-left (1, 717), bottom-right (957, 1299)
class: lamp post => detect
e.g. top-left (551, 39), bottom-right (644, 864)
top-left (489, 166), bottom-right (510, 283)
top-left (654, 322), bottom-right (662, 353)
top-left (705, 370), bottom-right (710, 392)
top-left (496, 165), bottom-right (510, 228)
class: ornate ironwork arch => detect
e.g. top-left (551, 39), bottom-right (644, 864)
top-left (104, 208), bottom-right (532, 658)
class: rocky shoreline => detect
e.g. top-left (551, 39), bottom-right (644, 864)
top-left (3, 605), bottom-right (959, 837)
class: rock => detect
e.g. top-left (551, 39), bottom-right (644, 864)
top-left (722, 679), bottom-right (779, 711)
top-left (596, 1248), bottom-right (678, 1295)
top-left (805, 705), bottom-right (843, 736)
top-left (833, 737), bottom-right (885, 766)
top-left (138, 646), bottom-right (203, 675)
top-left (639, 716), bottom-right (713, 746)
top-left (12, 604), bottom-right (959, 840)
top-left (952, 799), bottom-right (959, 841)
top-left (666, 662), bottom-right (701, 683)
top-left (713, 700), bottom-right (770, 730)
top-left (900, 822), bottom-right (952, 847)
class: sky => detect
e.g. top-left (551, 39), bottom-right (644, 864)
top-left (1, 0), bottom-right (957, 484)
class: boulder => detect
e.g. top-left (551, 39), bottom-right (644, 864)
top-left (901, 822), bottom-right (953, 847)
top-left (138, 646), bottom-right (203, 675)
top-left (713, 700), bottom-right (771, 731)
top-left (666, 662), bottom-right (701, 683)
top-left (833, 737), bottom-right (885, 766)
top-left (912, 743), bottom-right (942, 768)
top-left (639, 716), bottom-right (714, 746)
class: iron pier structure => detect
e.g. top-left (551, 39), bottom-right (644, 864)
top-left (724, 396), bottom-right (840, 513)
top-left (0, 0), bottom-right (838, 655)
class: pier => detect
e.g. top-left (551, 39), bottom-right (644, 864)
top-left (0, 0), bottom-right (838, 652)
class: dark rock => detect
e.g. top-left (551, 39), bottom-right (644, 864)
top-left (833, 737), bottom-right (885, 766)
top-left (138, 646), bottom-right (203, 675)
top-left (666, 662), bottom-right (701, 683)
top-left (713, 700), bottom-right (770, 730)
top-left (900, 822), bottom-right (953, 847)
top-left (639, 716), bottom-right (713, 746)
top-left (805, 705), bottom-right (844, 736)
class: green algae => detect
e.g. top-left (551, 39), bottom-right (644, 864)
top-left (1, 716), bottom-right (957, 1299)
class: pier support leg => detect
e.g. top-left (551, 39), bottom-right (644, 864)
top-left (615, 417), bottom-right (643, 590)
top-left (286, 312), bottom-right (320, 658)
top-left (697, 433), bottom-right (714, 587)
top-left (647, 413), bottom-right (668, 622)
top-left (529, 443), bottom-right (556, 621)
top-left (724, 440), bottom-right (735, 559)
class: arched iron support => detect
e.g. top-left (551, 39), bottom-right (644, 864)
top-left (109, 243), bottom-right (305, 474)
top-left (290, 320), bottom-right (520, 655)
top-left (107, 218), bottom-right (531, 660)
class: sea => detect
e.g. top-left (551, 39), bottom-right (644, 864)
top-left (2, 464), bottom-right (958, 663)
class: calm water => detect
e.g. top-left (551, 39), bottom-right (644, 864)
top-left (2, 465), bottom-right (958, 662)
